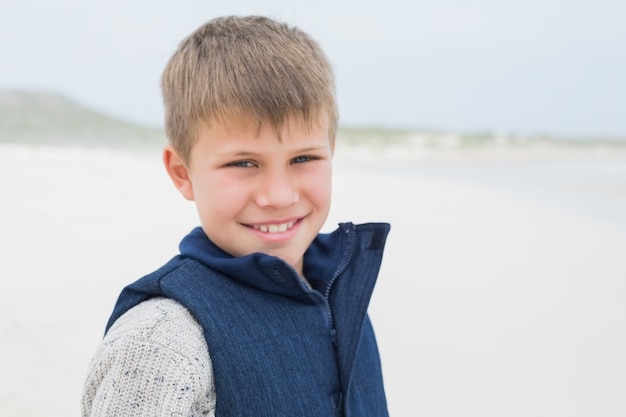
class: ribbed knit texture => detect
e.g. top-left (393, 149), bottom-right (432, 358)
top-left (82, 297), bottom-right (216, 416)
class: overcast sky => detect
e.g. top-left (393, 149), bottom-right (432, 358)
top-left (2, 0), bottom-right (625, 138)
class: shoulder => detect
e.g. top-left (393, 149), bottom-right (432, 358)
top-left (106, 297), bottom-right (207, 352)
top-left (82, 297), bottom-right (215, 417)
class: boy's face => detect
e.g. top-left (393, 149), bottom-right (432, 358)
top-left (164, 117), bottom-right (333, 277)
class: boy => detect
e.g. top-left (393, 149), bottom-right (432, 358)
top-left (82, 15), bottom-right (390, 417)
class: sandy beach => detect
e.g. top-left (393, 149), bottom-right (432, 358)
top-left (1, 143), bottom-right (626, 416)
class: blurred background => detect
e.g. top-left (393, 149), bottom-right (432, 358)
top-left (2, 0), bottom-right (626, 138)
top-left (1, 1), bottom-right (626, 416)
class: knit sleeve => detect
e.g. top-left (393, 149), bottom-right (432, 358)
top-left (81, 298), bottom-right (216, 417)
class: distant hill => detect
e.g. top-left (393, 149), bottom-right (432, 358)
top-left (0, 91), bottom-right (166, 148)
top-left (2, 90), bottom-right (624, 157)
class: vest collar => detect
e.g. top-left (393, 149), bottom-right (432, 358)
top-left (178, 223), bottom-right (356, 298)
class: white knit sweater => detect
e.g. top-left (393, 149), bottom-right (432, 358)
top-left (82, 297), bottom-right (216, 416)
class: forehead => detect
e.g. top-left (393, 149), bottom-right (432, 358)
top-left (192, 115), bottom-right (330, 155)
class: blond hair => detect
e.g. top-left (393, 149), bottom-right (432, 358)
top-left (161, 15), bottom-right (337, 163)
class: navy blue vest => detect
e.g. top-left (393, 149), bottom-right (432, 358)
top-left (106, 222), bottom-right (390, 417)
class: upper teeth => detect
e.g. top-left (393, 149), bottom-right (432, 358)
top-left (254, 221), bottom-right (295, 233)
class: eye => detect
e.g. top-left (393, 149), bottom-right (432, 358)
top-left (291, 155), bottom-right (318, 164)
top-left (225, 160), bottom-right (256, 168)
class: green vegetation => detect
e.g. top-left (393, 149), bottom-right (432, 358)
top-left (337, 125), bottom-right (626, 151)
top-left (337, 126), bottom-right (416, 146)
top-left (0, 91), bottom-right (166, 148)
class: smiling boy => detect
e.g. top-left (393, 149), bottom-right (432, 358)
top-left (82, 16), bottom-right (390, 417)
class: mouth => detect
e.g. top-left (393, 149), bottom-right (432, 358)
top-left (250, 219), bottom-right (297, 234)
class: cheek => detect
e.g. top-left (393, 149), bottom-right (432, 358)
top-left (194, 175), bottom-right (249, 217)
top-left (307, 169), bottom-right (333, 210)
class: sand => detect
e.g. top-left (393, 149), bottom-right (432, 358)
top-left (1, 143), bottom-right (626, 416)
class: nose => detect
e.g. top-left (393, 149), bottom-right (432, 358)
top-left (254, 168), bottom-right (299, 208)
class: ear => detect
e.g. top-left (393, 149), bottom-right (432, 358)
top-left (163, 145), bottom-right (195, 201)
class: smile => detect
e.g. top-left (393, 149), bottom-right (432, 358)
top-left (251, 220), bottom-right (296, 234)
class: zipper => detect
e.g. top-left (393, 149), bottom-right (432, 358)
top-left (280, 224), bottom-right (357, 339)
top-left (322, 224), bottom-right (357, 330)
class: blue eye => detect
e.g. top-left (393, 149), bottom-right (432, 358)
top-left (227, 160), bottom-right (255, 168)
top-left (292, 155), bottom-right (315, 164)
